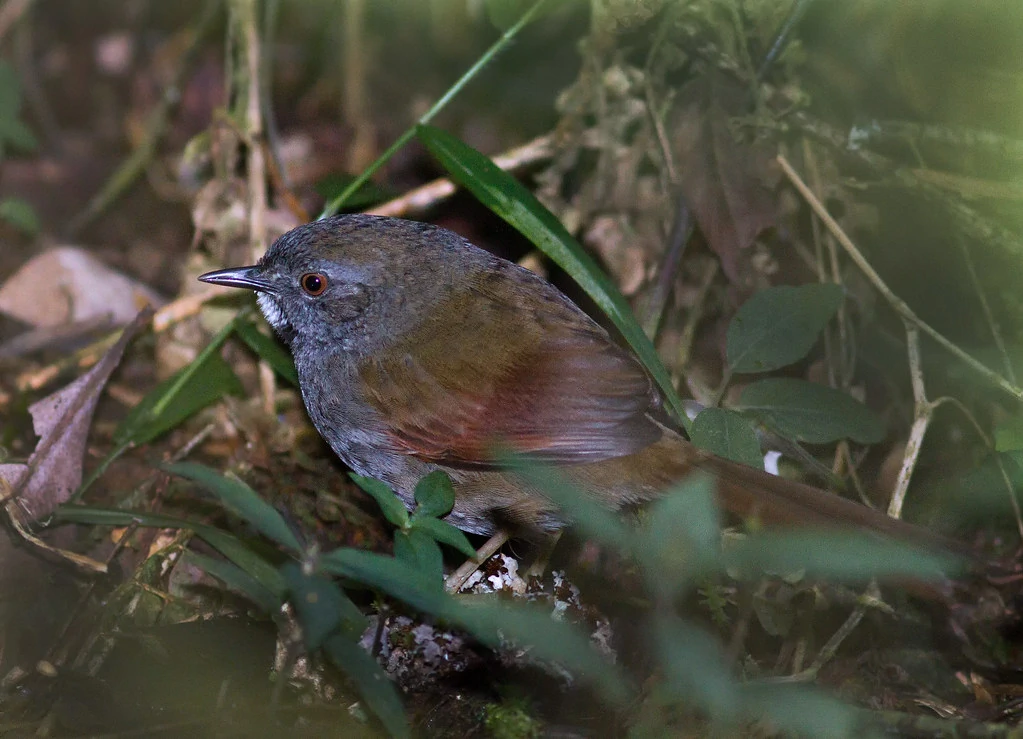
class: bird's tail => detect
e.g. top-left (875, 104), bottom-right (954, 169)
top-left (688, 447), bottom-right (963, 555)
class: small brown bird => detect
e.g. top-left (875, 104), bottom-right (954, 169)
top-left (199, 215), bottom-right (946, 551)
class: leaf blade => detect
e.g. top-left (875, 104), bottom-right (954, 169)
top-left (350, 474), bottom-right (409, 528)
top-left (727, 284), bottom-right (844, 373)
top-left (738, 378), bottom-right (884, 444)
top-left (409, 516), bottom-right (477, 558)
top-left (724, 530), bottom-right (962, 582)
top-left (412, 470), bottom-right (456, 519)
top-left (234, 318), bottom-right (299, 386)
top-left (114, 353), bottom-right (244, 447)
top-left (690, 408), bottom-right (763, 469)
top-left (323, 634), bottom-right (410, 739)
top-left (56, 505), bottom-right (287, 597)
top-left (166, 462), bottom-right (304, 553)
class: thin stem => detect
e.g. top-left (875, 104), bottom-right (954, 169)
top-left (887, 321), bottom-right (932, 519)
top-left (959, 237), bottom-right (1016, 384)
top-left (778, 154), bottom-right (1023, 404)
top-left (320, 0), bottom-right (551, 218)
top-left (151, 315), bottom-right (238, 419)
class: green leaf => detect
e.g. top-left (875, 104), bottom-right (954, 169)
top-left (321, 548), bottom-right (632, 708)
top-left (416, 123), bottom-right (690, 432)
top-left (235, 318), bottom-right (299, 386)
top-left (320, 549), bottom-right (451, 615)
top-left (723, 531), bottom-right (962, 583)
top-left (114, 352), bottom-right (244, 446)
top-left (56, 505), bottom-right (287, 597)
top-left (739, 682), bottom-right (857, 738)
top-left (726, 284), bottom-right (844, 373)
top-left (166, 462), bottom-right (304, 553)
top-left (690, 408), bottom-right (763, 469)
top-left (349, 474), bottom-right (409, 528)
top-left (456, 601), bottom-right (632, 707)
top-left (500, 454), bottom-right (632, 552)
top-left (282, 562), bottom-right (366, 648)
top-left (638, 474), bottom-right (721, 595)
top-left (393, 528), bottom-right (444, 583)
top-left (184, 551), bottom-right (282, 613)
top-left (410, 516), bottom-right (477, 558)
top-left (655, 614), bottom-right (739, 718)
top-left (412, 471), bottom-right (456, 519)
top-left (392, 529), bottom-right (419, 570)
top-left (0, 198), bottom-right (39, 236)
top-left (738, 378), bottom-right (884, 444)
top-left (323, 634), bottom-right (409, 739)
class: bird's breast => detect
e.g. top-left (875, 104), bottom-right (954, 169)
top-left (295, 351), bottom-right (432, 505)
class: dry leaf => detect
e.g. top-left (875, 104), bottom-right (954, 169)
top-left (673, 73), bottom-right (776, 283)
top-left (0, 308), bottom-right (153, 525)
top-left (0, 247), bottom-right (164, 329)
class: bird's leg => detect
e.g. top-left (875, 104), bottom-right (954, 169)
top-left (444, 529), bottom-right (509, 593)
top-left (523, 530), bottom-right (562, 581)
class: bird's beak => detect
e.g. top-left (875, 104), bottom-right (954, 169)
top-left (198, 265), bottom-right (274, 293)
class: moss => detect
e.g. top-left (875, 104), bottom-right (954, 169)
top-left (482, 699), bottom-right (541, 739)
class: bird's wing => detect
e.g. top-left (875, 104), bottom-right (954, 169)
top-left (357, 267), bottom-right (662, 467)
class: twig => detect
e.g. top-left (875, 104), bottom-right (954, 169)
top-left (15, 332), bottom-right (117, 392)
top-left (770, 582), bottom-right (891, 682)
top-left (230, 0), bottom-right (275, 416)
top-left (802, 139), bottom-right (852, 390)
top-left (41, 521), bottom-right (140, 669)
top-left (5, 513), bottom-right (108, 573)
top-left (675, 259), bottom-right (718, 405)
top-left (772, 116), bottom-right (1023, 283)
top-left (152, 287), bottom-right (232, 332)
top-left (239, 0), bottom-right (267, 265)
top-left (259, 0), bottom-right (301, 219)
top-left (643, 197), bottom-right (694, 339)
top-left (887, 321), bottom-right (932, 519)
top-left (755, 0), bottom-right (816, 83)
top-left (777, 154), bottom-right (1023, 404)
top-left (16, 291), bottom-right (226, 391)
top-left (365, 134), bottom-right (554, 218)
top-left (445, 530), bottom-right (509, 593)
top-left (804, 582), bottom-right (886, 676)
top-left (247, 46), bottom-right (275, 416)
top-left (342, 0), bottom-right (374, 172)
top-left (643, 76), bottom-right (677, 184)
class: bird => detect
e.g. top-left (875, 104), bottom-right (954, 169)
top-left (198, 214), bottom-right (953, 558)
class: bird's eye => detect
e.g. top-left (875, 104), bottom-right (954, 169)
top-left (300, 273), bottom-right (328, 296)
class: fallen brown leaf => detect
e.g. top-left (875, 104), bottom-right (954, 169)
top-left (673, 73), bottom-right (776, 283)
top-left (0, 247), bottom-right (164, 329)
top-left (0, 308), bottom-right (153, 525)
